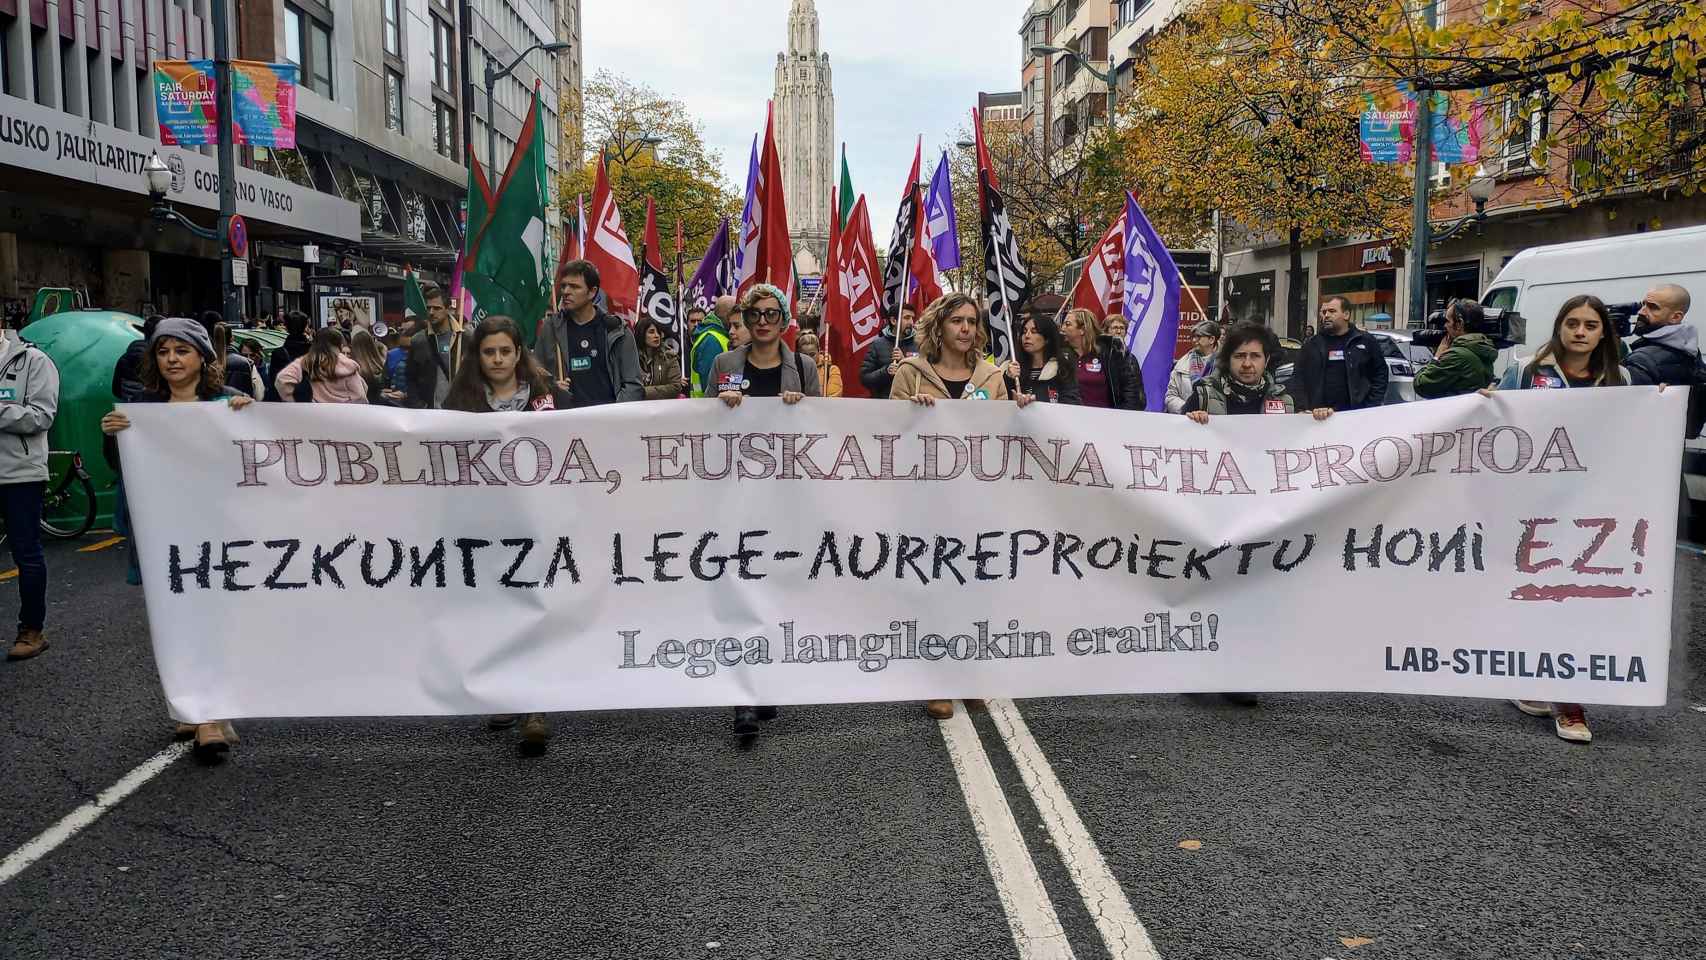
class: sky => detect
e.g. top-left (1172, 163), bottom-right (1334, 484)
top-left (582, 0), bottom-right (1022, 245)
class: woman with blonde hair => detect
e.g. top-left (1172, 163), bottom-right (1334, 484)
top-left (349, 327), bottom-right (400, 404)
top-left (275, 327), bottom-right (369, 404)
top-left (890, 294), bottom-right (1031, 721)
top-left (793, 329), bottom-right (843, 397)
top-left (891, 294), bottom-right (1033, 407)
top-left (1060, 308), bottom-right (1144, 410)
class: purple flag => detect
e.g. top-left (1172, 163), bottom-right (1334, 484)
top-left (734, 135), bottom-right (760, 288)
top-left (686, 219), bottom-right (732, 312)
top-left (1121, 192), bottom-right (1181, 413)
top-left (925, 152), bottom-right (961, 271)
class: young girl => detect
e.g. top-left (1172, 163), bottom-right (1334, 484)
top-left (1006, 312), bottom-right (1081, 404)
top-left (1491, 295), bottom-right (1630, 743)
top-left (100, 318), bottom-right (253, 761)
top-left (441, 316), bottom-right (570, 753)
top-left (890, 294), bottom-right (1031, 721)
top-left (275, 327), bottom-right (369, 404)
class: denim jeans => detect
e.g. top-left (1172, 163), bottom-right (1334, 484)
top-left (1, 481), bottom-right (47, 631)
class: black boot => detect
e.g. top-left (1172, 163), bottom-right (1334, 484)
top-left (756, 706), bottom-right (779, 721)
top-left (733, 706), bottom-right (761, 736)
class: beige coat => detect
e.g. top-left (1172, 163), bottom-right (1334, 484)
top-left (888, 355), bottom-right (1010, 401)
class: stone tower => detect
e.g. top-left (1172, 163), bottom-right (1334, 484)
top-left (774, 0), bottom-right (835, 270)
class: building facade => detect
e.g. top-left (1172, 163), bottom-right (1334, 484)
top-left (1018, 1), bottom-right (1054, 153)
top-left (0, 0), bottom-right (579, 324)
top-left (774, 0), bottom-right (833, 267)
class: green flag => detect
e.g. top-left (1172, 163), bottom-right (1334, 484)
top-left (403, 265), bottom-right (428, 321)
top-left (837, 145), bottom-right (855, 232)
top-left (462, 87), bottom-right (552, 343)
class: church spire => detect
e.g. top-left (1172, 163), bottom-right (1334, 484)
top-left (788, 0), bottom-right (820, 56)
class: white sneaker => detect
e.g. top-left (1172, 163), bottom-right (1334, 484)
top-left (1551, 703), bottom-right (1593, 743)
top-left (1511, 699), bottom-right (1551, 717)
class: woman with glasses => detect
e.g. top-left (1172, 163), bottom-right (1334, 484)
top-left (708, 283), bottom-right (821, 740)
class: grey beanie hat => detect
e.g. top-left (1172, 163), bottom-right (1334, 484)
top-left (149, 317), bottom-right (217, 363)
top-left (1191, 320), bottom-right (1222, 339)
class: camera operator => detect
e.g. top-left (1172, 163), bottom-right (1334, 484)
top-left (1414, 299), bottom-right (1499, 398)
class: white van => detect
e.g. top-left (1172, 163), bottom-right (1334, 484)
top-left (1478, 224), bottom-right (1706, 521)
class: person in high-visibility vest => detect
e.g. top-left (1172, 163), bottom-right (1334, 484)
top-left (689, 300), bottom-right (731, 397)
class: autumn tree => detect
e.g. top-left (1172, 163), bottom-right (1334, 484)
top-left (559, 71), bottom-right (742, 264)
top-left (1113, 0), bottom-right (1413, 337)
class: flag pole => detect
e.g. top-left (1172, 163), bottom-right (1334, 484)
top-left (1178, 271), bottom-right (1209, 328)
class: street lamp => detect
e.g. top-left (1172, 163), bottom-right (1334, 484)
top-left (1031, 44), bottom-right (1117, 135)
top-left (605, 133), bottom-right (662, 166)
top-left (144, 151), bottom-right (221, 243)
top-left (484, 40), bottom-right (573, 171)
top-left (1430, 167), bottom-right (1498, 245)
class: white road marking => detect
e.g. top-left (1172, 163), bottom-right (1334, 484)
top-left (939, 701), bottom-right (1077, 960)
top-left (0, 742), bottom-right (189, 886)
top-left (987, 698), bottom-right (1162, 960)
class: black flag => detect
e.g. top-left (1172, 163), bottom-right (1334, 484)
top-left (980, 167), bottom-right (1030, 362)
top-left (881, 188), bottom-right (918, 321)
top-left (639, 257), bottom-right (681, 360)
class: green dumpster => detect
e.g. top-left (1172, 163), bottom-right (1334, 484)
top-left (21, 311), bottom-right (143, 530)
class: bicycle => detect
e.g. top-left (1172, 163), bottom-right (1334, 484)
top-left (0, 451), bottom-right (98, 544)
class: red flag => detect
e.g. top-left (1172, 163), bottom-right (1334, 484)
top-left (1069, 208), bottom-right (1128, 318)
top-left (972, 108), bottom-right (999, 208)
top-left (907, 182), bottom-right (942, 313)
top-left (740, 103), bottom-right (795, 303)
top-left (643, 198), bottom-right (663, 271)
top-left (552, 193), bottom-right (585, 310)
top-left (586, 156), bottom-right (640, 322)
top-left (824, 195), bottom-right (884, 399)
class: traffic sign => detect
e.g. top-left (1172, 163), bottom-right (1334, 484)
top-left (228, 214), bottom-right (249, 259)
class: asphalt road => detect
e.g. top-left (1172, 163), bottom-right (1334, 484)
top-left (2, 534), bottom-right (1703, 960)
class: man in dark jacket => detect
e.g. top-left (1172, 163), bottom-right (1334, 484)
top-left (1294, 295), bottom-right (1389, 415)
top-left (1626, 283), bottom-right (1696, 386)
top-left (1414, 299), bottom-right (1498, 398)
top-left (860, 306), bottom-right (918, 399)
top-left (404, 283), bottom-right (466, 409)
top-left (112, 315), bottom-right (162, 402)
top-left (534, 260), bottom-right (643, 406)
top-left (199, 310), bottom-right (253, 396)
top-left (265, 311), bottom-right (314, 402)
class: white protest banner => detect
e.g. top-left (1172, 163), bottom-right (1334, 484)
top-left (117, 390), bottom-right (1682, 722)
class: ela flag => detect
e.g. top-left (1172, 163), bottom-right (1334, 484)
top-left (925, 152), bottom-right (961, 272)
top-left (586, 155), bottom-right (640, 322)
top-left (1121, 192), bottom-right (1182, 413)
top-left (403, 265), bottom-right (429, 322)
top-left (837, 146), bottom-right (855, 232)
top-left (979, 167), bottom-right (1028, 363)
top-left (1069, 208), bottom-right (1128, 320)
top-left (462, 86), bottom-right (552, 343)
top-left (824, 195), bottom-right (884, 399)
top-left (685, 220), bottom-right (732, 313)
top-left (882, 140), bottom-right (923, 321)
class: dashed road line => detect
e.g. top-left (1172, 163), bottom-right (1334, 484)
top-left (987, 698), bottom-right (1161, 960)
top-left (0, 743), bottom-right (189, 886)
top-left (0, 569), bottom-right (16, 582)
top-left (78, 536), bottom-right (126, 553)
top-left (939, 700), bottom-right (1077, 960)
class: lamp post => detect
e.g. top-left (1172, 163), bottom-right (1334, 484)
top-left (484, 41), bottom-right (573, 173)
top-left (1031, 44), bottom-right (1117, 134)
top-left (605, 132), bottom-right (662, 166)
top-left (1429, 168), bottom-right (1498, 245)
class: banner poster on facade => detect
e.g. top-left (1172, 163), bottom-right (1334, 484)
top-left (117, 391), bottom-right (1682, 722)
top-left (154, 60), bottom-right (298, 148)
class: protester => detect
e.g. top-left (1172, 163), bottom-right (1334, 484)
top-left (1183, 322), bottom-right (1295, 422)
top-left (1625, 283), bottom-right (1697, 386)
top-left (1165, 320), bottom-right (1221, 413)
top-left (266, 310), bottom-right (314, 402)
top-left (635, 316), bottom-right (686, 400)
top-left (687, 305), bottom-right (729, 398)
top-left (794, 330), bottom-right (843, 397)
top-left (890, 294), bottom-right (1033, 720)
top-left (238, 339), bottom-right (269, 393)
top-left (1488, 294), bottom-right (1632, 744)
top-left (383, 329), bottom-right (409, 394)
top-left (113, 315), bottom-right (163, 403)
top-left (350, 327), bottom-right (403, 405)
top-left (1006, 313), bottom-right (1080, 404)
top-left (1414, 299), bottom-right (1498, 398)
top-left (862, 305), bottom-right (919, 400)
top-left (1105, 315), bottom-right (1128, 345)
top-left (208, 321), bottom-right (256, 398)
top-left (99, 318), bottom-right (251, 760)
top-left (275, 327), bottom-right (368, 405)
top-left (404, 283), bottom-right (466, 409)
top-left (709, 284), bottom-right (821, 737)
top-left (728, 313), bottom-right (750, 351)
top-left (1060, 308), bottom-right (1143, 410)
top-left (0, 323), bottom-right (59, 663)
top-left (535, 260), bottom-right (643, 406)
top-left (1294, 296), bottom-right (1389, 418)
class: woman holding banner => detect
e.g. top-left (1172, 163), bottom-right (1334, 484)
top-left (1487, 294), bottom-right (1633, 744)
top-left (443, 315), bottom-right (572, 754)
top-left (100, 318), bottom-right (253, 762)
top-left (890, 293), bottom-right (1033, 721)
top-left (1060, 309), bottom-right (1144, 411)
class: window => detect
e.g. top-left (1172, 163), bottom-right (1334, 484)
top-left (434, 101), bottom-right (457, 160)
top-left (384, 0), bottom-right (402, 56)
top-left (1502, 98), bottom-right (1547, 172)
top-left (284, 4), bottom-right (334, 98)
top-left (385, 68), bottom-right (404, 132)
top-left (432, 17), bottom-right (455, 93)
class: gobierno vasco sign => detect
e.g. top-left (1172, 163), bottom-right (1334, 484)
top-left (0, 93), bottom-right (357, 241)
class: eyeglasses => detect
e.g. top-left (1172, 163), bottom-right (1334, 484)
top-left (746, 308), bottom-right (784, 325)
